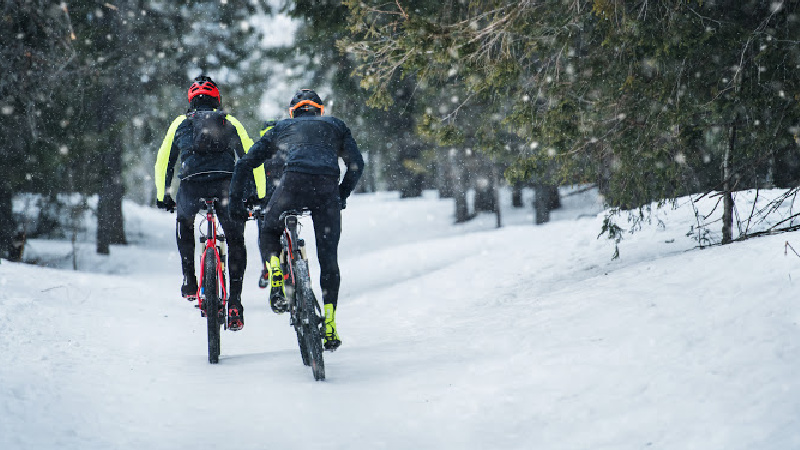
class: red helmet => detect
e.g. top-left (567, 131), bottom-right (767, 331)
top-left (188, 75), bottom-right (221, 103)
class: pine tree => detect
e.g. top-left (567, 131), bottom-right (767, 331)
top-left (0, 1), bottom-right (76, 259)
top-left (342, 0), bottom-right (800, 240)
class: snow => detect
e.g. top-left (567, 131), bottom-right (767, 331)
top-left (2, 188), bottom-right (800, 450)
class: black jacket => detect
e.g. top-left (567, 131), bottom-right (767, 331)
top-left (230, 115), bottom-right (364, 204)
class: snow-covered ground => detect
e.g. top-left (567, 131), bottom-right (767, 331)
top-left (2, 187), bottom-right (799, 450)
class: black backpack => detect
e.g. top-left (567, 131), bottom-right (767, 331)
top-left (190, 110), bottom-right (228, 153)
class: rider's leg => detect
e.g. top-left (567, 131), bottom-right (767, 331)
top-left (311, 183), bottom-right (342, 349)
top-left (257, 175), bottom-right (280, 266)
top-left (256, 174), bottom-right (295, 301)
top-left (258, 227), bottom-right (285, 297)
top-left (220, 223), bottom-right (246, 297)
top-left (218, 201), bottom-right (246, 299)
top-left (226, 277), bottom-right (244, 331)
top-left (217, 179), bottom-right (246, 329)
top-left (175, 182), bottom-right (202, 297)
top-left (220, 218), bottom-right (246, 329)
top-left (313, 199), bottom-right (341, 309)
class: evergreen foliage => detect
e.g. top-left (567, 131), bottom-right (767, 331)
top-left (3, 1), bottom-right (799, 258)
top-left (341, 0), bottom-right (800, 241)
top-left (278, 0), bottom-right (430, 196)
top-left (1, 0), bottom-right (271, 258)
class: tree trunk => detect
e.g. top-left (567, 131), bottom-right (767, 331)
top-left (452, 149), bottom-right (471, 223)
top-left (548, 185), bottom-right (561, 210)
top-left (534, 183), bottom-right (560, 225)
top-left (473, 163), bottom-right (496, 213)
top-left (534, 183), bottom-right (550, 225)
top-left (0, 182), bottom-right (15, 260)
top-left (357, 152), bottom-right (375, 193)
top-left (722, 121), bottom-right (735, 244)
top-left (493, 163), bottom-right (501, 228)
top-left (512, 182), bottom-right (524, 208)
top-left (96, 88), bottom-right (126, 255)
top-left (400, 172), bottom-right (424, 198)
top-left (398, 142), bottom-right (424, 198)
top-left (437, 149), bottom-right (455, 199)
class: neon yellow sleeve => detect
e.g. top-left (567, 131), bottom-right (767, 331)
top-left (227, 114), bottom-right (267, 199)
top-left (154, 115), bottom-right (186, 202)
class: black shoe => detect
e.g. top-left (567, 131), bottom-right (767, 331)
top-left (181, 275), bottom-right (198, 299)
top-left (228, 299), bottom-right (244, 331)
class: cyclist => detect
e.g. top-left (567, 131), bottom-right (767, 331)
top-left (229, 89), bottom-right (364, 350)
top-left (155, 75), bottom-right (266, 331)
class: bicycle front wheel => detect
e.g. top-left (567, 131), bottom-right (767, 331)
top-left (295, 260), bottom-right (325, 381)
top-left (295, 322), bottom-right (311, 366)
top-left (204, 248), bottom-right (220, 364)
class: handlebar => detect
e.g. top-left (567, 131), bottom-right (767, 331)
top-left (245, 203), bottom-right (310, 221)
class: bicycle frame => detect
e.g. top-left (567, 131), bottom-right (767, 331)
top-left (281, 214), bottom-right (301, 293)
top-left (197, 198), bottom-right (227, 322)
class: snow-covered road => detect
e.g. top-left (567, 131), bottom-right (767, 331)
top-left (2, 189), bottom-right (799, 449)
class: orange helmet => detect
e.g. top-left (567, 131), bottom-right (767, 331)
top-left (289, 89), bottom-right (325, 118)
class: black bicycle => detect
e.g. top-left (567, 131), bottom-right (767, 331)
top-left (251, 207), bottom-right (326, 380)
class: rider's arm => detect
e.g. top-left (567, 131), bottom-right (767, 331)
top-left (226, 114), bottom-right (267, 199)
top-left (154, 115), bottom-right (186, 201)
top-left (230, 129), bottom-right (277, 206)
top-left (338, 125), bottom-right (364, 198)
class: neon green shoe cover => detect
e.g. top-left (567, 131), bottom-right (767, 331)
top-left (324, 303), bottom-right (341, 349)
top-left (268, 255), bottom-right (284, 294)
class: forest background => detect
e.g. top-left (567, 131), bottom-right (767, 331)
top-left (2, 0), bottom-right (799, 259)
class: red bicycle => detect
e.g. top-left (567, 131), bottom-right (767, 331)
top-left (194, 197), bottom-right (228, 364)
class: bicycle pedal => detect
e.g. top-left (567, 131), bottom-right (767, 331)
top-left (324, 339), bottom-right (341, 351)
top-left (270, 296), bottom-right (289, 314)
top-left (228, 320), bottom-right (243, 331)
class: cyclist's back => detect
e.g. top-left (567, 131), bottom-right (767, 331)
top-left (267, 115), bottom-right (354, 177)
top-left (229, 89), bottom-right (364, 350)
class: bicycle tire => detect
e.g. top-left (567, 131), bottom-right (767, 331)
top-left (295, 322), bottom-right (311, 366)
top-left (204, 247), bottom-right (220, 364)
top-left (295, 259), bottom-right (325, 381)
top-left (285, 260), bottom-right (310, 366)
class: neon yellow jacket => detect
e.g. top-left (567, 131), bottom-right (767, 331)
top-left (154, 110), bottom-right (266, 201)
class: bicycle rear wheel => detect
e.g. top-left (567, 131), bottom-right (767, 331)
top-left (204, 248), bottom-right (220, 364)
top-left (295, 260), bottom-right (325, 381)
top-left (286, 263), bottom-right (311, 366)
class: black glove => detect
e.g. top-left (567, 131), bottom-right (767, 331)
top-left (229, 201), bottom-right (250, 222)
top-left (338, 185), bottom-right (349, 210)
top-left (157, 194), bottom-right (176, 213)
